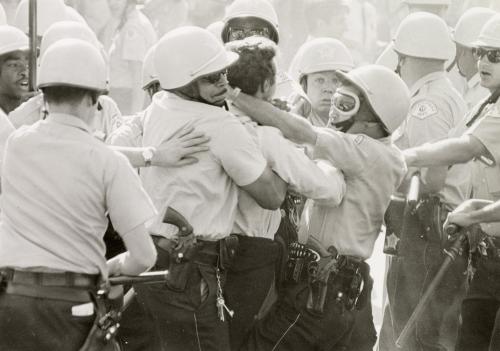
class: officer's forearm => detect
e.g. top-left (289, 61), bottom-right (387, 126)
top-left (108, 223), bottom-right (157, 276)
top-left (469, 201), bottom-right (500, 224)
top-left (233, 92), bottom-right (317, 145)
top-left (404, 136), bottom-right (478, 167)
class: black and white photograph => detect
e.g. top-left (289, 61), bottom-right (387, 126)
top-left (0, 0), bottom-right (499, 350)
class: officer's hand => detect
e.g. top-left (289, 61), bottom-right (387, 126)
top-left (152, 125), bottom-right (210, 167)
top-left (444, 199), bottom-right (494, 228)
top-left (271, 98), bottom-right (291, 112)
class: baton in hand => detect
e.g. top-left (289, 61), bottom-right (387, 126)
top-left (396, 225), bottom-right (465, 348)
top-left (108, 270), bottom-right (169, 286)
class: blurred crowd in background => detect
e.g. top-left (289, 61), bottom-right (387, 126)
top-left (0, 0), bottom-right (496, 116)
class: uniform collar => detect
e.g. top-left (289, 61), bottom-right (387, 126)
top-left (409, 71), bottom-right (447, 97)
top-left (46, 113), bottom-right (91, 133)
top-left (467, 73), bottom-right (481, 90)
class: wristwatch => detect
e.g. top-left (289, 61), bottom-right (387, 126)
top-left (142, 147), bottom-right (155, 167)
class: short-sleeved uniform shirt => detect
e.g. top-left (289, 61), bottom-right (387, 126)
top-left (9, 94), bottom-right (123, 141)
top-left (108, 9), bottom-right (157, 89)
top-left (300, 129), bottom-right (407, 259)
top-left (230, 107), bottom-right (346, 239)
top-left (465, 100), bottom-right (500, 236)
top-left (141, 92), bottom-right (267, 241)
top-left (0, 114), bottom-right (156, 277)
top-left (464, 73), bottom-right (489, 111)
top-left (0, 109), bottom-right (14, 166)
top-left (393, 71), bottom-right (470, 208)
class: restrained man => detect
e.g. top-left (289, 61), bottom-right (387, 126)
top-left (224, 36), bottom-right (347, 350)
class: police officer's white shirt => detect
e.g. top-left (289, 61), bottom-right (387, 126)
top-left (300, 129), bottom-right (407, 259)
top-left (0, 109), bottom-right (14, 167)
top-left (465, 100), bottom-right (500, 236)
top-left (141, 92), bottom-right (267, 241)
top-left (8, 94), bottom-right (123, 142)
top-left (464, 73), bottom-right (489, 112)
top-left (0, 113), bottom-right (156, 277)
top-left (393, 71), bottom-right (470, 208)
top-left (230, 106), bottom-right (346, 239)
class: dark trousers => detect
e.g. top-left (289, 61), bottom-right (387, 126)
top-left (347, 292), bottom-right (377, 351)
top-left (224, 236), bottom-right (280, 351)
top-left (131, 240), bottom-right (230, 351)
top-left (0, 292), bottom-right (94, 350)
top-left (456, 257), bottom-right (500, 351)
top-left (118, 292), bottom-right (159, 351)
top-left (241, 262), bottom-right (372, 351)
top-left (379, 213), bottom-right (467, 351)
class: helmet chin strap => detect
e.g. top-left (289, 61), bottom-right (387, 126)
top-left (332, 117), bottom-right (355, 133)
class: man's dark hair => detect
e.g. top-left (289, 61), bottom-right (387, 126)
top-left (42, 86), bottom-right (99, 105)
top-left (226, 36), bottom-right (277, 96)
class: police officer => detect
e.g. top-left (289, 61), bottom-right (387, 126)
top-left (0, 38), bottom-right (157, 351)
top-left (222, 0), bottom-right (309, 107)
top-left (106, 0), bottom-right (157, 115)
top-left (229, 64), bottom-right (410, 350)
top-left (0, 25), bottom-right (28, 166)
top-left (134, 26), bottom-right (287, 351)
top-left (288, 37), bottom-right (355, 126)
top-left (224, 36), bottom-right (346, 350)
top-left (376, 0), bottom-right (451, 72)
top-left (13, 0), bottom-right (87, 36)
top-left (380, 12), bottom-right (469, 351)
top-left (404, 14), bottom-right (500, 350)
top-left (9, 21), bottom-right (124, 143)
top-left (107, 45), bottom-right (159, 148)
top-left (453, 7), bottom-right (496, 109)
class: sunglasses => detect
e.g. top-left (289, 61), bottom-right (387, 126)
top-left (227, 27), bottom-right (271, 41)
top-left (473, 47), bottom-right (500, 64)
top-left (200, 69), bottom-right (228, 84)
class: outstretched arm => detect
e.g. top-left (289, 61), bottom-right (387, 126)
top-left (404, 134), bottom-right (487, 168)
top-left (229, 87), bottom-right (317, 145)
top-left (111, 125), bottom-right (210, 168)
top-left (444, 199), bottom-right (497, 228)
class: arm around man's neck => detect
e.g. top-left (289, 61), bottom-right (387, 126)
top-left (231, 90), bottom-right (317, 146)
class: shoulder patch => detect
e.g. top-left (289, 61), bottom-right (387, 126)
top-left (411, 100), bottom-right (438, 119)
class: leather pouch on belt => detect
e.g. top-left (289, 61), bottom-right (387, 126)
top-left (306, 256), bottom-right (336, 315)
top-left (416, 196), bottom-right (447, 247)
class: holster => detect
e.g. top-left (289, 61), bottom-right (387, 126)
top-left (152, 235), bottom-right (199, 292)
top-left (416, 195), bottom-right (448, 247)
top-left (306, 255), bottom-right (336, 315)
top-left (306, 256), bottom-right (368, 315)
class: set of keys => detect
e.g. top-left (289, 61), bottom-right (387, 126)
top-left (215, 268), bottom-right (234, 322)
